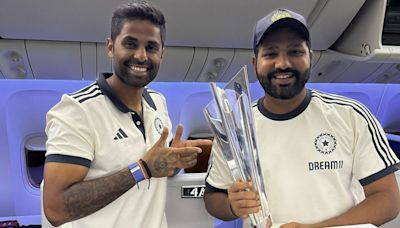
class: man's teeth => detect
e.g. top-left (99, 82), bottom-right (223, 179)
top-left (130, 66), bottom-right (147, 72)
top-left (274, 74), bottom-right (292, 79)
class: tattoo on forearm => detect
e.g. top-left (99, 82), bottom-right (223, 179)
top-left (63, 168), bottom-right (135, 221)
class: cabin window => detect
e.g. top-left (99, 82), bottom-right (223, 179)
top-left (25, 136), bottom-right (46, 188)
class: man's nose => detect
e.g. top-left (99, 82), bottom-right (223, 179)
top-left (134, 47), bottom-right (147, 62)
top-left (275, 54), bottom-right (292, 70)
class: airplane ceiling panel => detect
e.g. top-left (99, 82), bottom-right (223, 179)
top-left (195, 48), bottom-right (234, 82)
top-left (184, 47), bottom-right (208, 81)
top-left (333, 62), bottom-right (383, 83)
top-left (309, 0), bottom-right (365, 50)
top-left (388, 46), bottom-right (400, 62)
top-left (363, 63), bottom-right (393, 83)
top-left (0, 0), bottom-right (111, 43)
top-left (156, 46), bottom-right (194, 82)
top-left (220, 49), bottom-right (255, 82)
top-left (81, 42), bottom-right (97, 81)
top-left (0, 0), bottom-right (365, 50)
top-left (309, 51), bottom-right (353, 83)
top-left (310, 50), bottom-right (322, 67)
top-left (26, 41), bottom-right (82, 80)
top-left (391, 65), bottom-right (400, 83)
top-left (0, 40), bottom-right (34, 79)
top-left (375, 63), bottom-right (400, 83)
top-left (332, 0), bottom-right (386, 57)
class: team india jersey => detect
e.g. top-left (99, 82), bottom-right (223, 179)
top-left (206, 89), bottom-right (399, 227)
top-left (43, 73), bottom-right (172, 228)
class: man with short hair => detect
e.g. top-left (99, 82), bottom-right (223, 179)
top-left (42, 1), bottom-right (211, 227)
top-left (204, 8), bottom-right (400, 228)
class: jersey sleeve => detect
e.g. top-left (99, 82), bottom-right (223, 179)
top-left (352, 104), bottom-right (399, 186)
top-left (45, 94), bottom-right (95, 162)
top-left (205, 142), bottom-right (235, 190)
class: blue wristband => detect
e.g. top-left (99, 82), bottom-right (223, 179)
top-left (128, 162), bottom-right (145, 183)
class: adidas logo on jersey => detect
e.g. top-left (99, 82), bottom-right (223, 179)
top-left (114, 128), bottom-right (128, 140)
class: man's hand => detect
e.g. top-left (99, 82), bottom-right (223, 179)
top-left (227, 180), bottom-right (261, 219)
top-left (142, 126), bottom-right (206, 177)
top-left (171, 124), bottom-right (213, 168)
top-left (171, 124), bottom-right (213, 148)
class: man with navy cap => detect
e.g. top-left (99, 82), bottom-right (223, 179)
top-left (204, 8), bottom-right (400, 228)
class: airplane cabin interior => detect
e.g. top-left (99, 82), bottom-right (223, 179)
top-left (0, 0), bottom-right (399, 227)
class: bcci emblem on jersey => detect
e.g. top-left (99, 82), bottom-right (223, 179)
top-left (154, 117), bottom-right (164, 135)
top-left (314, 133), bottom-right (337, 154)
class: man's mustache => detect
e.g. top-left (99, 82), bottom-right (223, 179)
top-left (267, 68), bottom-right (300, 79)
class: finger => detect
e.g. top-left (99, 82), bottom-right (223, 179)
top-left (235, 206), bottom-right (260, 219)
top-left (177, 158), bottom-right (197, 169)
top-left (229, 180), bottom-right (252, 192)
top-left (179, 153), bottom-right (198, 162)
top-left (249, 182), bottom-right (258, 193)
top-left (186, 139), bottom-right (213, 148)
top-left (173, 124), bottom-right (183, 142)
top-left (155, 127), bottom-right (169, 147)
top-left (230, 199), bottom-right (260, 219)
top-left (234, 199), bottom-right (261, 209)
top-left (176, 148), bottom-right (202, 158)
top-left (178, 156), bottom-right (198, 167)
top-left (229, 190), bottom-right (259, 201)
top-left (172, 147), bottom-right (202, 155)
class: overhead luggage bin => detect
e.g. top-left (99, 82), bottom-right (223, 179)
top-left (0, 39), bottom-right (33, 79)
top-left (26, 40), bottom-right (82, 80)
top-left (156, 46), bottom-right (194, 82)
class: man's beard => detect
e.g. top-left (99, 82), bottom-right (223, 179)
top-left (257, 68), bottom-right (310, 100)
top-left (113, 60), bottom-right (158, 88)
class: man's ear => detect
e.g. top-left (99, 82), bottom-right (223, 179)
top-left (106, 38), bottom-right (114, 58)
top-left (252, 55), bottom-right (257, 74)
top-left (161, 47), bottom-right (165, 59)
top-left (309, 49), bottom-right (313, 67)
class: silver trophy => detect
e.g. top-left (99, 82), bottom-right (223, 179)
top-left (204, 66), bottom-right (270, 226)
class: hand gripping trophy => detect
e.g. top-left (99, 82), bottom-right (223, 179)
top-left (204, 65), bottom-right (271, 226)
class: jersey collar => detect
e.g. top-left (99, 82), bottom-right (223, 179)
top-left (97, 73), bottom-right (157, 113)
top-left (257, 89), bottom-right (311, 121)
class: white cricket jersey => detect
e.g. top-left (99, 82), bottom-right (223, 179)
top-left (206, 89), bottom-right (399, 227)
top-left (43, 73), bottom-right (172, 228)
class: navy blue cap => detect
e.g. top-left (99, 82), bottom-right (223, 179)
top-left (253, 8), bottom-right (310, 52)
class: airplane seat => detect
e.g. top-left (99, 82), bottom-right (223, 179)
top-left (147, 82), bottom-right (217, 132)
top-left (178, 91), bottom-right (213, 140)
top-left (165, 91), bottom-right (215, 228)
top-left (306, 83), bottom-right (385, 116)
top-left (164, 85), bottom-right (244, 228)
top-left (376, 84), bottom-right (400, 158)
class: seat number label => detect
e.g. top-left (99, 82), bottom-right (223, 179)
top-left (181, 185), bottom-right (206, 198)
